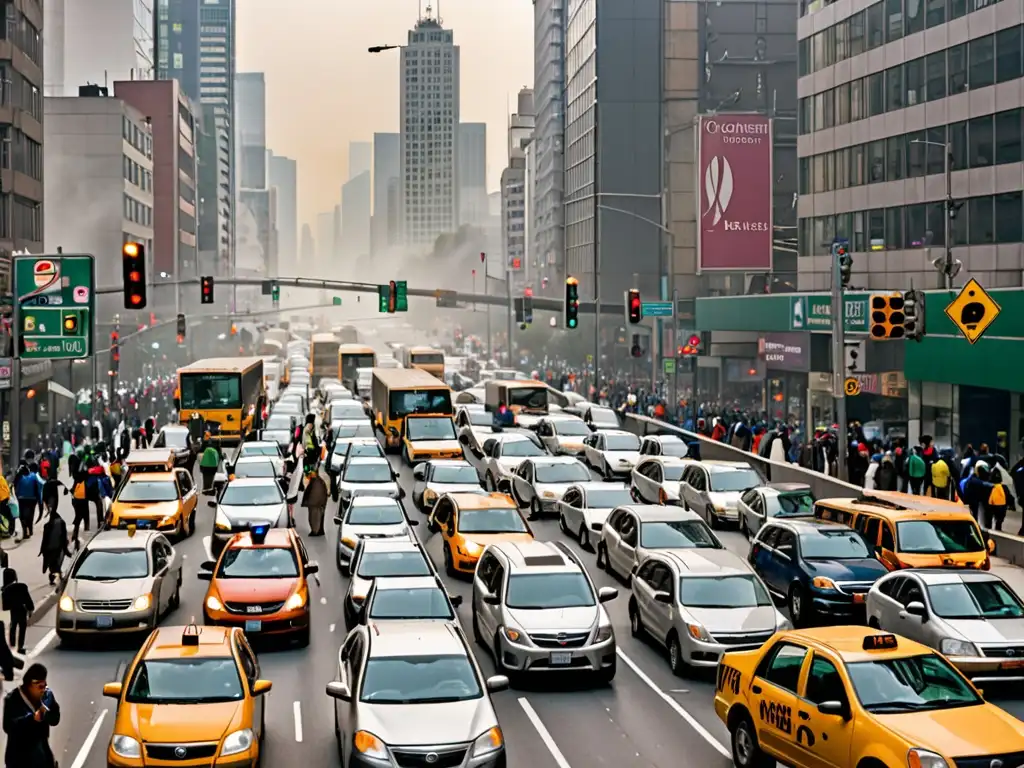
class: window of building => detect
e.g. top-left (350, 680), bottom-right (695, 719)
top-left (968, 114), bottom-right (994, 167)
top-left (851, 79), bottom-right (865, 122)
top-left (850, 11), bottom-right (867, 56)
top-left (886, 0), bottom-right (904, 42)
top-left (905, 58), bottom-right (925, 106)
top-left (905, 130), bottom-right (926, 177)
top-left (995, 192), bottom-right (1023, 243)
top-left (950, 0), bottom-right (967, 20)
top-left (994, 109), bottom-right (1022, 165)
top-left (996, 26), bottom-right (1023, 84)
top-left (948, 44), bottom-right (968, 94)
top-left (905, 203), bottom-right (928, 247)
top-left (868, 72), bottom-right (885, 116)
top-left (925, 0), bottom-right (946, 27)
top-left (948, 120), bottom-right (968, 171)
top-left (887, 136), bottom-right (905, 179)
top-left (924, 202), bottom-right (945, 245)
top-left (836, 83), bottom-right (851, 125)
top-left (970, 35), bottom-right (995, 90)
top-left (925, 126), bottom-right (946, 175)
top-left (925, 51), bottom-right (946, 101)
top-left (868, 140), bottom-right (886, 183)
top-left (905, 0), bottom-right (924, 35)
top-left (968, 196), bottom-right (994, 245)
top-left (886, 207), bottom-right (904, 249)
top-left (867, 2), bottom-right (885, 49)
top-left (868, 209), bottom-right (885, 246)
top-left (850, 144), bottom-right (866, 186)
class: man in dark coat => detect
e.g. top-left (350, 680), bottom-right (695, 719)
top-left (3, 662), bottom-right (60, 768)
top-left (39, 508), bottom-right (71, 586)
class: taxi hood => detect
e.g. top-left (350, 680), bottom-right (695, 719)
top-left (113, 500), bottom-right (179, 520)
top-left (132, 701), bottom-right (242, 743)
top-left (878, 704), bottom-right (1024, 757)
top-left (359, 699), bottom-right (495, 746)
top-left (213, 577), bottom-right (298, 603)
top-left (458, 533), bottom-right (534, 550)
top-left (409, 439), bottom-right (462, 452)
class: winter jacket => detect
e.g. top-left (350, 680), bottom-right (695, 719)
top-left (13, 471), bottom-right (42, 502)
top-left (907, 454), bottom-right (927, 479)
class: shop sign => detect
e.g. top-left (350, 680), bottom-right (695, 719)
top-left (759, 333), bottom-right (808, 372)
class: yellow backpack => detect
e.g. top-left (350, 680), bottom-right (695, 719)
top-left (989, 484), bottom-right (1007, 506)
top-left (73, 481), bottom-right (86, 500)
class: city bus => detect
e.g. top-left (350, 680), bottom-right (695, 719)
top-left (309, 332), bottom-right (341, 385)
top-left (177, 357), bottom-right (266, 443)
top-left (371, 368), bottom-right (453, 452)
top-left (338, 344), bottom-right (376, 390)
top-left (397, 346), bottom-right (445, 379)
top-left (334, 325), bottom-right (359, 344)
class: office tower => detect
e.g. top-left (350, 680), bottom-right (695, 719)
top-left (342, 172), bottom-right (372, 260)
top-left (237, 73), bottom-right (267, 189)
top-left (317, 210), bottom-right (335, 275)
top-left (269, 154), bottom-right (298, 273)
top-left (154, 0), bottom-right (201, 103)
top-left (372, 132), bottom-right (400, 256)
top-left (349, 142), bottom-right (372, 179)
top-left (501, 89), bottom-right (534, 285)
top-left (300, 223), bottom-right (315, 270)
top-left (532, 0), bottom-right (565, 291)
top-left (458, 122), bottom-right (487, 226)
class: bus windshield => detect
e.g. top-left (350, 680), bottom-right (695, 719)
top-left (180, 373), bottom-right (241, 409)
top-left (388, 388), bottom-right (453, 420)
top-left (341, 354), bottom-right (375, 383)
top-left (412, 353), bottom-right (445, 366)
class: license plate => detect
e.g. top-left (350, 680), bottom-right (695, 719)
top-left (853, 594), bottom-right (865, 604)
top-left (96, 616), bottom-right (113, 629)
top-left (1001, 659), bottom-right (1024, 670)
top-left (245, 620), bottom-right (262, 633)
top-left (136, 520), bottom-right (152, 529)
top-left (549, 652), bottom-right (573, 666)
top-left (246, 606), bottom-right (262, 614)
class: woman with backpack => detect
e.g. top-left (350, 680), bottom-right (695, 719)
top-left (69, 466), bottom-right (91, 549)
top-left (906, 447), bottom-right (927, 495)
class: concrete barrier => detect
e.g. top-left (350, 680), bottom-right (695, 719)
top-left (619, 413), bottom-right (1024, 566)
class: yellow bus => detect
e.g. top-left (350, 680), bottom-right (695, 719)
top-left (398, 345), bottom-right (445, 379)
top-left (310, 332), bottom-right (340, 385)
top-left (177, 357), bottom-right (265, 443)
top-left (371, 368), bottom-right (453, 451)
top-left (338, 344), bottom-right (376, 389)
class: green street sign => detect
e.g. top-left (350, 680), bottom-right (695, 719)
top-left (789, 294), bottom-right (869, 334)
top-left (663, 358), bottom-right (676, 374)
top-left (333, 296), bottom-right (342, 306)
top-left (14, 254), bottom-right (94, 360)
top-left (395, 281), bottom-right (408, 312)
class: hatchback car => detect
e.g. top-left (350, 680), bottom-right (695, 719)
top-left (508, 456), bottom-right (592, 518)
top-left (362, 575), bottom-right (462, 624)
top-left (556, 482), bottom-right (633, 551)
top-left (412, 459), bottom-right (484, 511)
top-left (210, 478), bottom-right (297, 555)
top-left (583, 430), bottom-right (642, 479)
top-left (344, 539), bottom-right (434, 627)
top-left (337, 457), bottom-right (402, 506)
top-left (597, 505), bottom-right (723, 581)
top-left (333, 496), bottom-right (417, 570)
top-left (737, 483), bottom-right (815, 537)
top-left (678, 461), bottom-right (764, 529)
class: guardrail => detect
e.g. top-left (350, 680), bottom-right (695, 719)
top-left (618, 412), bottom-right (1024, 566)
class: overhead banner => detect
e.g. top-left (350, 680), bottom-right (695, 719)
top-left (697, 114), bottom-right (773, 271)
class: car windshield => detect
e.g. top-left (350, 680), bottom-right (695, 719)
top-left (553, 421), bottom-right (591, 437)
top-left (335, 424), bottom-right (375, 439)
top-left (679, 575), bottom-right (772, 608)
top-left (235, 462), bottom-right (275, 478)
top-left (799, 529), bottom-right (871, 559)
top-left (764, 492), bottom-right (815, 518)
top-left (584, 489), bottom-right (634, 508)
top-left (658, 441), bottom-right (690, 457)
top-left (368, 588), bottom-right (454, 620)
top-left (662, 464), bottom-right (687, 481)
top-left (346, 444), bottom-right (383, 460)
top-left (330, 403), bottom-right (364, 420)
top-left (500, 440), bottom-right (544, 457)
top-left (641, 520), bottom-right (721, 549)
top-left (927, 579), bottom-right (1024, 619)
top-left (407, 417), bottom-right (457, 441)
top-left (265, 415), bottom-right (292, 430)
top-left (535, 463), bottom-right (590, 483)
top-left (896, 520), bottom-right (985, 554)
top-left (458, 507), bottom-right (528, 534)
top-left (241, 445), bottom-right (279, 458)
top-left (505, 573), bottom-right (595, 609)
top-left (72, 548), bottom-right (149, 579)
top-left (589, 409), bottom-right (618, 424)
top-left (155, 430), bottom-right (188, 448)
top-left (360, 655), bottom-right (481, 704)
top-left (126, 658), bottom-right (244, 704)
top-left (846, 654), bottom-right (982, 713)
top-left (709, 469), bottom-right (761, 492)
top-left (273, 403), bottom-right (301, 414)
top-left (602, 435), bottom-right (638, 451)
top-left (466, 410), bottom-right (492, 426)
top-left (431, 465), bottom-right (479, 484)
top-left (346, 504), bottom-right (405, 525)
top-left (217, 546), bottom-right (299, 578)
top-left (357, 551), bottom-right (431, 578)
top-left (220, 483), bottom-right (283, 506)
top-left (343, 463), bottom-right (393, 483)
top-left (117, 480), bottom-right (178, 503)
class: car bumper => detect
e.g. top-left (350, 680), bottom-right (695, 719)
top-left (205, 608), bottom-right (310, 636)
top-left (497, 634), bottom-right (616, 674)
top-left (809, 593), bottom-right (866, 618)
top-left (533, 498), bottom-right (561, 514)
top-left (709, 507), bottom-right (739, 522)
top-left (948, 656), bottom-right (1024, 682)
top-left (338, 540), bottom-right (355, 565)
top-left (115, 518), bottom-right (180, 534)
top-left (450, 548), bottom-right (482, 574)
top-left (107, 746), bottom-right (257, 768)
top-left (346, 747), bottom-right (506, 768)
top-left (58, 607), bottom-right (157, 634)
top-left (681, 633), bottom-right (774, 667)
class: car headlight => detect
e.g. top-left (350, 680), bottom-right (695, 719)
top-left (940, 639), bottom-right (979, 657)
top-left (341, 536), bottom-right (356, 548)
top-left (594, 625), bottom-right (613, 643)
top-left (353, 731), bottom-right (388, 760)
top-left (458, 541), bottom-right (483, 556)
top-left (111, 735), bottom-right (142, 758)
top-left (543, 491), bottom-right (556, 498)
top-left (221, 728), bottom-right (255, 756)
top-left (812, 576), bottom-right (837, 591)
top-left (502, 626), bottom-right (526, 644)
top-left (686, 622), bottom-right (711, 642)
top-left (159, 514), bottom-right (177, 526)
top-left (206, 595), bottom-right (223, 612)
top-left (214, 511), bottom-right (231, 531)
top-left (775, 614), bottom-right (792, 631)
top-left (58, 595), bottom-right (74, 612)
top-left (907, 748), bottom-right (949, 768)
top-left (424, 489), bottom-right (437, 501)
top-left (132, 593), bottom-right (152, 611)
top-left (284, 592), bottom-right (306, 611)
top-left (471, 727), bottom-right (504, 757)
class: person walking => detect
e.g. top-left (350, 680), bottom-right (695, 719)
top-left (39, 508), bottom-right (71, 586)
top-left (3, 662), bottom-right (60, 768)
top-left (906, 447), bottom-right (927, 495)
top-left (1, 569), bottom-right (33, 654)
top-left (199, 439), bottom-right (220, 492)
top-left (300, 468), bottom-right (328, 537)
top-left (14, 462), bottom-right (43, 540)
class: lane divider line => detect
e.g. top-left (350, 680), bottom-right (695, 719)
top-left (329, 623), bottom-right (336, 633)
top-left (29, 628), bottom-right (56, 658)
top-left (293, 700), bottom-right (303, 742)
top-left (517, 698), bottom-right (571, 768)
top-left (615, 649), bottom-right (729, 758)
top-left (70, 708), bottom-right (109, 768)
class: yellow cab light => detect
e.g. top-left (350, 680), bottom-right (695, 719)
top-left (182, 622), bottom-right (201, 646)
top-left (354, 731), bottom-right (387, 759)
top-left (862, 633), bottom-right (898, 651)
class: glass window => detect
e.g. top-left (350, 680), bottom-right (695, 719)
top-left (868, 73), bottom-right (885, 116)
top-left (346, 503), bottom-right (405, 525)
top-left (886, 66), bottom-right (904, 111)
top-left (805, 656), bottom-right (846, 705)
top-left (905, 58), bottom-right (925, 106)
top-left (640, 520), bottom-right (721, 548)
top-left (968, 114), bottom-right (994, 168)
top-left (799, 98), bottom-right (812, 135)
top-left (969, 35), bottom-right (995, 90)
top-left (360, 656), bottom-right (481, 704)
top-left (906, 131), bottom-right (926, 177)
top-left (886, 0), bottom-right (904, 42)
top-left (948, 121), bottom-right (967, 171)
top-left (357, 551), bottom-right (431, 578)
top-left (799, 38), bottom-right (810, 76)
top-left (506, 573), bottom-right (595, 609)
top-left (850, 144), bottom-right (866, 186)
top-left (835, 148), bottom-right (850, 189)
top-left (799, 157), bottom-right (810, 194)
top-left (219, 482), bottom-right (284, 506)
top-left (887, 136), bottom-right (905, 180)
top-left (896, 519), bottom-right (985, 554)
top-left (800, 529), bottom-right (872, 558)
top-left (905, 203), bottom-right (928, 247)
top-left (868, 140), bottom-right (886, 183)
top-left (368, 587), bottom-right (454, 620)
top-left (72, 548), bottom-right (149, 579)
top-left (925, 52), bottom-right (946, 101)
top-left (868, 209), bottom-right (886, 246)
top-left (924, 202), bottom-right (945, 246)
top-left (927, 578), bottom-right (1024, 619)
top-left (925, 126), bottom-right (947, 175)
top-left (948, 44), bottom-right (967, 94)
top-left (680, 575), bottom-right (771, 608)
top-left (850, 11), bottom-right (867, 56)
top-left (968, 196), bottom-right (994, 245)
top-left (851, 79), bottom-right (866, 122)
top-left (886, 207), bottom-right (904, 249)
top-left (905, 0), bottom-right (924, 34)
top-left (836, 83), bottom-right (851, 125)
top-left (126, 658), bottom-right (244, 704)
top-left (996, 26), bottom-right (1023, 84)
top-left (846, 654), bottom-right (981, 712)
top-left (117, 480), bottom-right (178, 503)
top-left (949, 0), bottom-right (966, 19)
top-left (217, 547), bottom-right (299, 578)
top-left (994, 109), bottom-right (1022, 165)
top-left (867, 2), bottom-right (885, 49)
top-left (761, 643), bottom-right (808, 693)
top-left (925, 0), bottom-right (946, 27)
top-left (995, 192), bottom-right (1023, 244)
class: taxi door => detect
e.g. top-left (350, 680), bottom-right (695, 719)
top-left (237, 635), bottom-right (266, 742)
top-left (878, 520), bottom-right (901, 570)
top-left (795, 653), bottom-right (855, 768)
top-left (175, 469), bottom-right (197, 530)
top-left (748, 642), bottom-right (808, 758)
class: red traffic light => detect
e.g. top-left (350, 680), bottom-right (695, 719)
top-left (480, 252), bottom-right (486, 263)
top-left (627, 289), bottom-right (642, 324)
top-left (130, 294), bottom-right (143, 306)
top-left (688, 334), bottom-right (701, 347)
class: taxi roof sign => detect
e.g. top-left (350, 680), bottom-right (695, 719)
top-left (863, 633), bottom-right (898, 651)
top-left (249, 522), bottom-right (271, 545)
top-left (124, 448), bottom-right (176, 471)
top-left (182, 623), bottom-right (201, 646)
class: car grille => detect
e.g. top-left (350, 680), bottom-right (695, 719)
top-left (77, 599), bottom-right (133, 612)
top-left (528, 631), bottom-right (591, 649)
top-left (145, 743), bottom-right (219, 760)
top-left (979, 644), bottom-right (1024, 658)
top-left (225, 601), bottom-right (284, 614)
top-left (392, 746), bottom-right (469, 768)
top-left (117, 519), bottom-right (158, 530)
top-left (953, 751), bottom-right (1024, 768)
top-left (711, 630), bottom-right (775, 646)
top-left (834, 581), bottom-right (874, 595)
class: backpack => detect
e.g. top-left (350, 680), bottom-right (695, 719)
top-left (73, 481), bottom-right (86, 500)
top-left (907, 454), bottom-right (926, 478)
top-left (989, 484), bottom-right (1007, 506)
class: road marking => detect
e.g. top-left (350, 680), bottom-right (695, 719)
top-left (70, 708), bottom-right (108, 768)
top-left (518, 698), bottom-right (571, 768)
top-left (329, 623), bottom-right (336, 632)
top-left (615, 649), bottom-right (729, 758)
top-left (202, 536), bottom-right (214, 561)
top-left (28, 628), bottom-right (56, 657)
top-left (320, 596), bottom-right (327, 604)
top-left (293, 700), bottom-right (303, 742)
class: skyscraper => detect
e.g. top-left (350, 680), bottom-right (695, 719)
top-left (501, 89), bottom-right (534, 287)
top-left (342, 172), bottom-right (372, 260)
top-left (458, 123), bottom-right (487, 226)
top-left (300, 223), bottom-right (315, 270)
top-left (349, 142), bottom-right (372, 179)
top-left (236, 73), bottom-right (267, 189)
top-left (372, 132), bottom-right (400, 256)
top-left (155, 0), bottom-right (201, 104)
top-left (269, 154), bottom-right (298, 272)
top-left (532, 0), bottom-right (565, 291)
top-left (400, 5), bottom-right (461, 248)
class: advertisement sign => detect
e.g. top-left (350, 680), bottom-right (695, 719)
top-left (697, 114), bottom-right (773, 271)
top-left (759, 333), bottom-right (808, 372)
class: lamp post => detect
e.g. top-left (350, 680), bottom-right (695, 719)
top-left (909, 139), bottom-right (960, 289)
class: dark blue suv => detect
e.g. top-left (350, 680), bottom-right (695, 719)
top-left (748, 519), bottom-right (888, 627)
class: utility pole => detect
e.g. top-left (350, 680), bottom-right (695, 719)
top-left (911, 139), bottom-right (961, 289)
top-left (505, 269), bottom-right (514, 367)
top-left (592, 88), bottom-right (601, 400)
top-left (830, 239), bottom-right (849, 482)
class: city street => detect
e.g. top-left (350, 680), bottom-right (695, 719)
top-left (12, 447), bottom-right (1024, 768)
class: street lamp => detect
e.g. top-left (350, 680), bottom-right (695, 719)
top-left (909, 138), bottom-right (961, 288)
top-left (368, 44), bottom-right (399, 53)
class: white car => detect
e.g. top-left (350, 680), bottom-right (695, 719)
top-left (337, 457), bottom-right (402, 506)
top-left (508, 456), bottom-right (593, 518)
top-left (327, 436), bottom-right (381, 476)
top-left (534, 416), bottom-right (592, 456)
top-left (630, 456), bottom-right (695, 505)
top-left (454, 405), bottom-right (495, 456)
top-left (411, 459), bottom-right (484, 510)
top-left (209, 478), bottom-right (296, 554)
top-left (639, 434), bottom-right (692, 458)
top-left (678, 461), bottom-right (765, 529)
top-left (234, 441), bottom-right (286, 477)
top-left (557, 482), bottom-right (634, 551)
top-left (580, 404), bottom-right (620, 430)
top-left (583, 429), bottom-right (642, 479)
top-left (325, 400), bottom-right (366, 423)
top-left (480, 433), bottom-right (548, 491)
top-left (355, 367), bottom-right (373, 397)
top-left (333, 496), bottom-right (418, 569)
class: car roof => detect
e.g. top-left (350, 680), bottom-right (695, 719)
top-left (599, 429), bottom-right (635, 437)
top-left (640, 455), bottom-right (693, 465)
top-left (235, 456), bottom-right (275, 464)
top-left (347, 456), bottom-right (389, 466)
top-left (86, 529), bottom-right (158, 550)
top-left (572, 481), bottom-right (627, 493)
top-left (426, 459), bottom-right (472, 467)
top-left (491, 540), bottom-right (580, 572)
top-left (658, 549), bottom-right (750, 574)
top-left (349, 495), bottom-right (401, 508)
top-left (227, 528), bottom-right (295, 548)
top-left (782, 626), bottom-right (933, 662)
top-left (774, 519), bottom-right (852, 534)
top-left (144, 625), bottom-right (237, 659)
top-left (373, 576), bottom-right (442, 591)
top-left (448, 492), bottom-right (516, 509)
top-left (360, 538), bottom-right (423, 553)
top-left (242, 442), bottom-right (280, 450)
top-left (224, 476), bottom-right (281, 488)
top-left (768, 482), bottom-right (812, 492)
top-left (644, 434), bottom-right (683, 442)
top-left (903, 568), bottom-right (1004, 586)
top-left (366, 620), bottom-right (468, 658)
top-left (704, 460), bottom-right (755, 471)
top-left (528, 455), bottom-right (582, 465)
top-left (491, 432), bottom-right (531, 443)
top-left (126, 471), bottom-right (176, 482)
top-left (619, 504), bottom-right (704, 522)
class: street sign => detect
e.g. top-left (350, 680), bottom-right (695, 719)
top-left (945, 278), bottom-right (1000, 344)
top-left (333, 297), bottom-right (342, 305)
top-left (844, 377), bottom-right (861, 396)
top-left (663, 358), bottom-right (676, 374)
top-left (790, 295), bottom-right (870, 333)
top-left (13, 254), bottom-right (94, 360)
top-left (641, 301), bottom-right (673, 318)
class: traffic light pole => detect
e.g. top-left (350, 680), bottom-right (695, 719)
top-left (831, 245), bottom-right (848, 483)
top-left (505, 270), bottom-right (514, 367)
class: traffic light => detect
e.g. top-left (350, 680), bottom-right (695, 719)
top-left (834, 241), bottom-right (853, 287)
top-left (626, 289), bottom-right (642, 324)
top-left (514, 297), bottom-right (525, 324)
top-left (523, 296), bottom-right (533, 325)
top-left (869, 293), bottom-right (905, 339)
top-left (271, 281), bottom-right (280, 302)
top-left (122, 242), bottom-right (147, 309)
top-left (110, 331), bottom-right (120, 367)
top-left (394, 280), bottom-right (408, 312)
top-left (564, 277), bottom-right (579, 329)
top-left (378, 284), bottom-right (389, 312)
top-left (388, 281), bottom-right (397, 313)
top-left (200, 275), bottom-right (214, 304)
top-left (903, 289), bottom-right (925, 341)
top-left (678, 333), bottom-right (702, 356)
top-left (176, 312), bottom-right (186, 343)
top-left (630, 334), bottom-right (644, 358)
top-left (229, 323), bottom-right (238, 336)
top-left (62, 312), bottom-right (79, 336)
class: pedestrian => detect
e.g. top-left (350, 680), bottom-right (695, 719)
top-left (864, 453), bottom-right (881, 490)
top-left (874, 453), bottom-right (898, 491)
top-left (964, 461), bottom-right (994, 525)
top-left (40, 507), bottom-right (71, 587)
top-left (1, 569), bottom-right (32, 654)
top-left (300, 468), bottom-right (328, 536)
top-left (200, 438), bottom-right (220, 492)
top-left (3, 662), bottom-right (60, 768)
top-left (931, 450), bottom-right (954, 500)
top-left (14, 462), bottom-right (43, 540)
top-left (0, 618), bottom-right (22, 684)
top-left (0, 472), bottom-right (12, 540)
top-left (906, 447), bottom-right (927, 495)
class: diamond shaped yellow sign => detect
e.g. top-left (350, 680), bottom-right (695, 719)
top-left (945, 278), bottom-right (1000, 344)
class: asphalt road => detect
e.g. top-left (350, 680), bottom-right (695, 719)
top-left (14, 431), bottom-right (1024, 768)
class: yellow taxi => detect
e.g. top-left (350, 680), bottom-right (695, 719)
top-left (103, 624), bottom-right (270, 767)
top-left (428, 492), bottom-right (533, 576)
top-left (714, 625), bottom-right (1024, 768)
top-left (402, 413), bottom-right (464, 464)
top-left (110, 450), bottom-right (198, 539)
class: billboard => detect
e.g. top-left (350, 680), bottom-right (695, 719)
top-left (697, 114), bottom-right (773, 271)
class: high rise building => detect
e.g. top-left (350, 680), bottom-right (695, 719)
top-left (400, 6), bottom-right (461, 248)
top-left (44, 0), bottom-right (155, 98)
top-left (235, 73), bottom-right (274, 299)
top-left (349, 142), bottom-right (372, 179)
top-left (458, 122), bottom-right (487, 225)
top-left (316, 210), bottom-right (335, 275)
top-left (154, 0), bottom-right (200, 103)
top-left (372, 132), bottom-right (400, 255)
top-left (342, 172), bottom-right (371, 260)
top-left (236, 72), bottom-right (267, 189)
top-left (532, 0), bottom-right (565, 293)
top-left (269, 153), bottom-right (297, 272)
top-left (501, 89), bottom-right (534, 285)
top-left (300, 223), bottom-right (315, 269)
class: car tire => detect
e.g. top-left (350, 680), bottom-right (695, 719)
top-left (789, 584), bottom-right (808, 628)
top-left (443, 542), bottom-right (457, 578)
top-left (530, 498), bottom-right (542, 519)
top-left (485, 473), bottom-right (495, 492)
top-left (595, 658), bottom-right (616, 685)
top-left (579, 524), bottom-right (591, 552)
top-left (739, 515), bottom-right (748, 538)
top-left (628, 600), bottom-right (643, 638)
top-left (731, 713), bottom-right (772, 768)
top-left (668, 631), bottom-right (687, 677)
top-left (603, 462), bottom-right (614, 481)
top-left (706, 506), bottom-right (719, 530)
top-left (295, 624), bottom-right (311, 648)
top-left (493, 636), bottom-right (518, 687)
top-left (472, 608), bottom-right (484, 646)
top-left (558, 513), bottom-right (569, 535)
top-left (169, 580), bottom-right (181, 611)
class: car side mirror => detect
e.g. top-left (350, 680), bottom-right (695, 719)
top-left (459, 434), bottom-right (469, 445)
top-left (988, 538), bottom-right (996, 554)
top-left (817, 700), bottom-right (849, 719)
top-left (903, 600), bottom-right (927, 620)
top-left (305, 562), bottom-right (319, 575)
top-left (413, 465), bottom-right (426, 479)
top-left (207, 500), bottom-right (217, 508)
top-left (200, 560), bottom-right (216, 571)
top-left (482, 591), bottom-right (500, 605)
top-left (407, 519), bottom-right (420, 526)
top-left (485, 675), bottom-right (510, 693)
top-left (653, 591), bottom-right (672, 604)
top-left (253, 679), bottom-right (272, 696)
top-left (449, 594), bottom-right (463, 607)
top-left (598, 586), bottom-right (618, 603)
top-left (102, 682), bottom-right (123, 699)
top-left (325, 681), bottom-right (351, 701)
top-left (198, 571), bottom-right (212, 581)
top-left (398, 487), bottom-right (406, 499)
top-left (496, 479), bottom-right (512, 495)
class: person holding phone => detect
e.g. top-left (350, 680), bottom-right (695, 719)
top-left (3, 662), bottom-right (60, 768)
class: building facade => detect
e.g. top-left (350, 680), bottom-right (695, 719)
top-left (155, 0), bottom-right (200, 104)
top-left (501, 89), bottom-right (534, 283)
top-left (457, 122), bottom-right (487, 225)
top-left (342, 171), bottom-right (371, 260)
top-left (372, 131), bottom-right (400, 255)
top-left (268, 153), bottom-right (297, 272)
top-left (349, 141), bottom-right (371, 179)
top-left (300, 222), bottom-right (314, 270)
top-left (236, 72), bottom-right (266, 189)
top-left (316, 210), bottom-right (335, 275)
top-left (400, 11), bottom-right (461, 249)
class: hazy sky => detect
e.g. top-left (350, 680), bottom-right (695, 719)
top-left (237, 0), bottom-right (534, 230)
